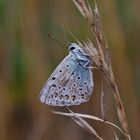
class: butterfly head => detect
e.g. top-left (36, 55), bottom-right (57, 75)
top-left (69, 43), bottom-right (85, 54)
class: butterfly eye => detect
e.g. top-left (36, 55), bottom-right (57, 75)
top-left (72, 72), bottom-right (75, 75)
top-left (69, 46), bottom-right (75, 50)
top-left (59, 69), bottom-right (62, 73)
top-left (66, 64), bottom-right (69, 67)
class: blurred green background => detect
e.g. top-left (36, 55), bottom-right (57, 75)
top-left (0, 0), bottom-right (140, 140)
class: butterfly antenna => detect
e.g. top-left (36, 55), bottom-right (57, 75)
top-left (68, 31), bottom-right (81, 45)
top-left (61, 22), bottom-right (70, 46)
top-left (48, 34), bottom-right (65, 47)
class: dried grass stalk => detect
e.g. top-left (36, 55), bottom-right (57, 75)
top-left (101, 81), bottom-right (107, 121)
top-left (66, 108), bottom-right (103, 140)
top-left (52, 110), bottom-right (125, 136)
top-left (72, 0), bottom-right (131, 140)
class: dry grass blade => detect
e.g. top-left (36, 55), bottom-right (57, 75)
top-left (94, 3), bottom-right (103, 43)
top-left (101, 80), bottom-right (107, 121)
top-left (66, 108), bottom-right (103, 140)
top-left (114, 131), bottom-right (119, 140)
top-left (72, 0), bottom-right (93, 25)
top-left (82, 40), bottom-right (100, 68)
top-left (72, 0), bottom-right (131, 139)
top-left (72, 0), bottom-right (87, 18)
top-left (52, 110), bottom-right (125, 136)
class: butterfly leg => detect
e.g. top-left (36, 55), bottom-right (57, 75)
top-left (83, 61), bottom-right (98, 70)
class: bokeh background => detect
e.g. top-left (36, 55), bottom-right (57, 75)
top-left (0, 0), bottom-right (140, 140)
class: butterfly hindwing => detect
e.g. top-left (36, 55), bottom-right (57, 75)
top-left (56, 64), bottom-right (94, 106)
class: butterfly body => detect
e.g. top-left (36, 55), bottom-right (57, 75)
top-left (40, 43), bottom-right (94, 106)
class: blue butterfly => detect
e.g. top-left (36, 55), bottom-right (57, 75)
top-left (40, 43), bottom-right (94, 106)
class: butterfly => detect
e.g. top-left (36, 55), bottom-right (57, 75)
top-left (40, 43), bottom-right (94, 106)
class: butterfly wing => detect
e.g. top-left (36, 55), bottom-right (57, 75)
top-left (54, 64), bottom-right (94, 106)
top-left (40, 54), bottom-right (79, 105)
top-left (40, 54), bottom-right (94, 106)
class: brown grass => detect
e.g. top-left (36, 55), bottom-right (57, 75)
top-left (53, 0), bottom-right (131, 140)
top-left (72, 0), bottom-right (131, 139)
